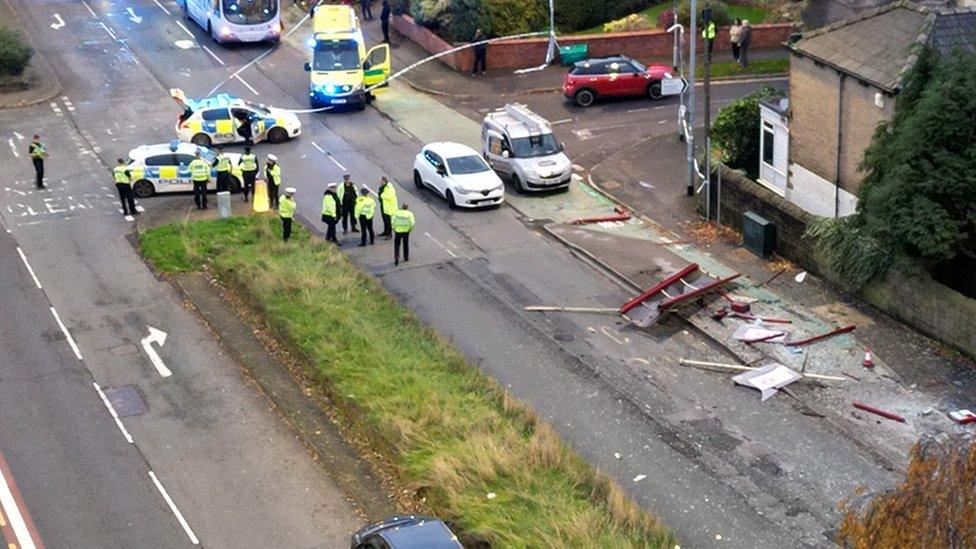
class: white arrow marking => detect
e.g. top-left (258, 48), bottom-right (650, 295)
top-left (141, 326), bottom-right (172, 377)
top-left (125, 7), bottom-right (143, 24)
top-left (13, 131), bottom-right (24, 140)
top-left (50, 13), bottom-right (65, 29)
top-left (8, 139), bottom-right (19, 158)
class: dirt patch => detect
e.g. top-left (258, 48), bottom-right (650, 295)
top-left (812, 302), bottom-right (875, 328)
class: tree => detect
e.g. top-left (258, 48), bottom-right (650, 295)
top-left (0, 26), bottom-right (33, 76)
top-left (410, 0), bottom-right (491, 43)
top-left (711, 86), bottom-right (782, 178)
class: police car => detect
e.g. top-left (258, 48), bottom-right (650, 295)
top-left (125, 140), bottom-right (243, 198)
top-left (172, 89), bottom-right (301, 147)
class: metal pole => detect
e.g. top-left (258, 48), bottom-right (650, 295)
top-left (686, 0), bottom-right (698, 196)
top-left (702, 2), bottom-right (712, 219)
top-left (716, 160), bottom-right (722, 226)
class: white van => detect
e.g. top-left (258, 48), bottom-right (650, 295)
top-left (481, 104), bottom-right (572, 193)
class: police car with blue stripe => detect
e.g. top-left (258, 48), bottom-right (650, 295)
top-left (172, 88), bottom-right (301, 147)
top-left (125, 140), bottom-right (243, 198)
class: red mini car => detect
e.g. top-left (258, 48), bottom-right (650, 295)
top-left (563, 55), bottom-right (675, 107)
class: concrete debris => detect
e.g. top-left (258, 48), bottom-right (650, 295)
top-left (678, 359), bottom-right (847, 382)
top-left (732, 363), bottom-right (803, 401)
top-left (614, 452), bottom-right (622, 459)
top-left (795, 271), bottom-right (808, 283)
top-left (633, 474), bottom-right (647, 482)
top-left (732, 323), bottom-right (786, 344)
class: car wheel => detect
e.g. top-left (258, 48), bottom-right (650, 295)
top-left (229, 177), bottom-right (241, 194)
top-left (648, 81), bottom-right (663, 100)
top-left (355, 100), bottom-right (366, 112)
top-left (573, 88), bottom-right (596, 108)
top-left (446, 189), bottom-right (458, 209)
top-left (133, 180), bottom-right (155, 198)
top-left (191, 133), bottom-right (212, 147)
top-left (512, 174), bottom-right (527, 194)
top-left (413, 170), bottom-right (424, 190)
top-left (267, 127), bottom-right (288, 143)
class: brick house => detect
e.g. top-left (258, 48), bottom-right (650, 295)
top-left (775, 2), bottom-right (976, 218)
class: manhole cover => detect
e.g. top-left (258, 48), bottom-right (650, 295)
top-left (104, 385), bottom-right (148, 417)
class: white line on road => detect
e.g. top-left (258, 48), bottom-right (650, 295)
top-left (13, 131), bottom-right (23, 140)
top-left (424, 232), bottom-right (457, 258)
top-left (50, 13), bottom-right (65, 29)
top-left (149, 471), bottom-right (200, 545)
top-left (50, 307), bottom-right (83, 360)
top-left (141, 326), bottom-right (172, 378)
top-left (16, 247), bottom-right (42, 289)
top-left (0, 463), bottom-right (36, 549)
top-left (99, 21), bottom-right (119, 41)
top-left (152, 0), bottom-right (171, 14)
top-left (201, 45), bottom-right (226, 66)
top-left (550, 118), bottom-right (573, 125)
top-left (81, 0), bottom-right (97, 16)
top-left (8, 138), bottom-right (19, 157)
top-left (233, 74), bottom-right (259, 95)
top-left (310, 141), bottom-right (347, 170)
top-left (125, 7), bottom-right (143, 24)
top-left (175, 20), bottom-right (195, 38)
top-left (627, 107), bottom-right (649, 113)
top-left (92, 382), bottom-right (134, 443)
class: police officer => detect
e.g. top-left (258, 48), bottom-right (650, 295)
top-left (279, 187), bottom-right (297, 241)
top-left (321, 182), bottom-right (340, 244)
top-left (188, 150), bottom-right (211, 209)
top-left (392, 203), bottom-right (415, 266)
top-left (214, 148), bottom-right (232, 193)
top-left (338, 174), bottom-right (358, 233)
top-left (354, 187), bottom-right (376, 247)
top-left (377, 176), bottom-right (397, 239)
top-left (29, 134), bottom-right (47, 189)
top-left (239, 146), bottom-right (258, 202)
top-left (702, 20), bottom-right (717, 56)
top-left (113, 158), bottom-right (137, 217)
top-left (265, 154), bottom-right (281, 210)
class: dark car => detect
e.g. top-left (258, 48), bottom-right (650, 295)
top-left (563, 54), bottom-right (675, 107)
top-left (351, 515), bottom-right (463, 549)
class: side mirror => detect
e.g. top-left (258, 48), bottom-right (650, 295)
top-left (501, 150), bottom-right (510, 159)
top-left (303, 62), bottom-right (311, 72)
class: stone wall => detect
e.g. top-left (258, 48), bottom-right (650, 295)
top-left (393, 15), bottom-right (796, 71)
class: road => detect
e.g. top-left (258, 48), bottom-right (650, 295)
top-left (1, 1), bottom-right (896, 548)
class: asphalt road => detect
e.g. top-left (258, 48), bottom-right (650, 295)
top-left (1, 1), bottom-right (895, 548)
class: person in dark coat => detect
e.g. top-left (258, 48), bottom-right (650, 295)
top-left (738, 19), bottom-right (752, 68)
top-left (471, 28), bottom-right (487, 76)
top-left (339, 174), bottom-right (358, 233)
top-left (360, 0), bottom-right (372, 20)
top-left (380, 0), bottom-right (391, 43)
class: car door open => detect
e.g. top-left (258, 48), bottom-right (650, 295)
top-left (363, 44), bottom-right (391, 94)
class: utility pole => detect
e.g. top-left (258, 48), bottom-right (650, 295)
top-left (686, 0), bottom-right (698, 196)
top-left (702, 2), bottom-right (713, 220)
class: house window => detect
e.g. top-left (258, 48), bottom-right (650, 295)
top-left (762, 122), bottom-right (775, 165)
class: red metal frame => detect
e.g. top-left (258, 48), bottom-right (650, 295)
top-left (658, 273), bottom-right (741, 312)
top-left (787, 325), bottom-right (856, 346)
top-left (571, 213), bottom-right (632, 225)
top-left (620, 263), bottom-right (698, 314)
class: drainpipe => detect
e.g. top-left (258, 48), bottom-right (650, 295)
top-left (834, 72), bottom-right (845, 218)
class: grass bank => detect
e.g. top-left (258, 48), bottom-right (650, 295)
top-left (140, 215), bottom-right (675, 548)
top-left (578, 2), bottom-right (770, 35)
top-left (697, 57), bottom-right (789, 78)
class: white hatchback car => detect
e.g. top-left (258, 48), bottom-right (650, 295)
top-left (413, 142), bottom-right (505, 208)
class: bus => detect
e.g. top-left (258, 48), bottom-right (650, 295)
top-left (182, 0), bottom-right (283, 44)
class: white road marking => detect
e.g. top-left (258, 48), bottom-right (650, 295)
top-left (201, 45), bottom-right (225, 66)
top-left (16, 247), bottom-right (42, 289)
top-left (233, 74), bottom-right (259, 95)
top-left (573, 129), bottom-right (593, 140)
top-left (175, 20), bottom-right (195, 38)
top-left (141, 326), bottom-right (172, 377)
top-left (8, 138), bottom-right (19, 157)
top-left (13, 131), bottom-right (24, 140)
top-left (92, 382), bottom-right (134, 443)
top-left (550, 118), bottom-right (572, 125)
top-left (50, 13), bottom-right (65, 29)
top-left (310, 142), bottom-right (347, 170)
top-left (627, 107), bottom-right (649, 113)
top-left (99, 21), bottom-right (119, 41)
top-left (81, 0), bottom-right (97, 16)
top-left (424, 231), bottom-right (457, 258)
top-left (600, 326), bottom-right (626, 345)
top-left (125, 7), bottom-right (143, 23)
top-left (152, 0), bottom-right (171, 14)
top-left (149, 471), bottom-right (200, 545)
top-left (174, 40), bottom-right (194, 50)
top-left (50, 307), bottom-right (83, 360)
top-left (0, 464), bottom-right (36, 549)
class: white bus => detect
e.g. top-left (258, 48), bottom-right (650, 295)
top-left (182, 0), bottom-right (282, 44)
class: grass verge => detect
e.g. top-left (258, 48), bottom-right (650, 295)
top-left (577, 3), bottom-right (769, 35)
top-left (696, 57), bottom-right (789, 78)
top-left (140, 215), bottom-right (675, 548)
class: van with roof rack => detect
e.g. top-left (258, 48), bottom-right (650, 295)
top-left (481, 103), bottom-right (572, 193)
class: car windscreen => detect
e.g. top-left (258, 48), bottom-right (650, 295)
top-left (510, 133), bottom-right (560, 158)
top-left (446, 155), bottom-right (490, 175)
top-left (313, 39), bottom-right (360, 71)
top-left (222, 0), bottom-right (277, 24)
top-left (629, 58), bottom-right (646, 72)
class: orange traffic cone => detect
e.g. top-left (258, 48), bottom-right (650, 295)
top-left (863, 348), bottom-right (875, 368)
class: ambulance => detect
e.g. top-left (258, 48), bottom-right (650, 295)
top-left (304, 4), bottom-right (391, 110)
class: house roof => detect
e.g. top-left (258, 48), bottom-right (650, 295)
top-left (788, 1), bottom-right (976, 93)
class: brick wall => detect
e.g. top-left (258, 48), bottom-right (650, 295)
top-left (394, 15), bottom-right (796, 71)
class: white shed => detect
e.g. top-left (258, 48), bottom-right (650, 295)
top-left (758, 97), bottom-right (789, 196)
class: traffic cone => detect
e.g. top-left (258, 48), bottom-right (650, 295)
top-left (863, 347), bottom-right (874, 368)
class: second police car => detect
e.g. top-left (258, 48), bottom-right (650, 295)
top-left (172, 89), bottom-right (301, 147)
top-left (125, 141), bottom-right (243, 198)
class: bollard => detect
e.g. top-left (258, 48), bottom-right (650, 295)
top-left (217, 191), bottom-right (231, 218)
top-left (253, 179), bottom-right (269, 213)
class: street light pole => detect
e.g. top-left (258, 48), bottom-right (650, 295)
top-left (686, 0), bottom-right (698, 196)
top-left (703, 1), bottom-right (712, 220)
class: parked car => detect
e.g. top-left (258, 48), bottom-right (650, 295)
top-left (413, 142), bottom-right (505, 209)
top-left (482, 103), bottom-right (572, 193)
top-left (351, 515), bottom-right (462, 549)
top-left (562, 54), bottom-right (686, 107)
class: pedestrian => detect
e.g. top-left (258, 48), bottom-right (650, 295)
top-left (471, 28), bottom-right (487, 76)
top-left (729, 18), bottom-right (742, 63)
top-left (377, 176), bottom-right (397, 238)
top-left (360, 0), bottom-right (372, 20)
top-left (265, 154), bottom-right (281, 210)
top-left (380, 0), bottom-right (391, 43)
top-left (338, 174), bottom-right (358, 233)
top-left (112, 158), bottom-right (137, 217)
top-left (354, 187), bottom-right (376, 246)
top-left (392, 203), bottom-right (414, 266)
top-left (214, 147), bottom-right (232, 193)
top-left (738, 19), bottom-right (752, 68)
top-left (321, 182), bottom-right (340, 244)
top-left (239, 146), bottom-right (258, 202)
top-left (29, 134), bottom-right (47, 189)
top-left (280, 187), bottom-right (297, 242)
top-left (702, 20), bottom-right (716, 57)
top-left (188, 150), bottom-right (211, 210)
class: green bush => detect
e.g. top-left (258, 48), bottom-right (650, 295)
top-left (711, 86), bottom-right (781, 178)
top-left (555, 0), bottom-right (654, 33)
top-left (0, 26), bottom-right (33, 76)
top-left (410, 0), bottom-right (491, 42)
top-left (676, 0), bottom-right (730, 26)
top-left (485, 0), bottom-right (548, 38)
top-left (603, 13), bottom-right (653, 33)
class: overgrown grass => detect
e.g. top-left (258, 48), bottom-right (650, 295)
top-left (696, 57), bottom-right (789, 78)
top-left (140, 215), bottom-right (675, 548)
top-left (576, 3), bottom-right (769, 35)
